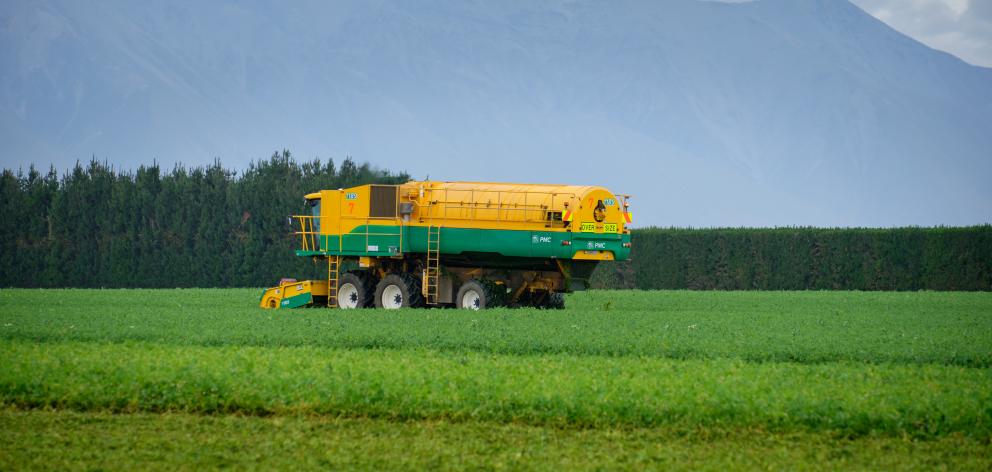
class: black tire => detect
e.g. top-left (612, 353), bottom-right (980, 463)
top-left (455, 279), bottom-right (506, 310)
top-left (336, 272), bottom-right (374, 309)
top-left (542, 292), bottom-right (565, 310)
top-left (514, 290), bottom-right (561, 309)
top-left (374, 273), bottom-right (424, 309)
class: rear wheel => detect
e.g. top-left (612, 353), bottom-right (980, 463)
top-left (455, 280), bottom-right (506, 310)
top-left (337, 272), bottom-right (374, 309)
top-left (374, 273), bottom-right (423, 309)
top-left (519, 290), bottom-right (565, 309)
top-left (542, 292), bottom-right (565, 310)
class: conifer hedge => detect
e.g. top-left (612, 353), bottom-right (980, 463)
top-left (0, 152), bottom-right (408, 288)
top-left (591, 227), bottom-right (992, 291)
top-left (2, 155), bottom-right (989, 290)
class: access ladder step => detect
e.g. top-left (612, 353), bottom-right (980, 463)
top-left (426, 226), bottom-right (442, 305)
top-left (327, 256), bottom-right (340, 308)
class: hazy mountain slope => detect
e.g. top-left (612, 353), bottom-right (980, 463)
top-left (1, 0), bottom-right (989, 226)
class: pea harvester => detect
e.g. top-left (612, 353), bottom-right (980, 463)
top-left (260, 181), bottom-right (632, 310)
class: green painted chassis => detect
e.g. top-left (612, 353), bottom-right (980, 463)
top-left (295, 225), bottom-right (631, 260)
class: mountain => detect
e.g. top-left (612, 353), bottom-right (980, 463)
top-left (1, 0), bottom-right (990, 226)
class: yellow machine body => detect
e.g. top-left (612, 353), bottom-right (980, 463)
top-left (298, 181), bottom-right (631, 260)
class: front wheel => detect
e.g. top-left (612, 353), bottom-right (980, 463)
top-left (455, 280), bottom-right (506, 310)
top-left (374, 273), bottom-right (423, 309)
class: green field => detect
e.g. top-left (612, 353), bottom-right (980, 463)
top-left (1, 289), bottom-right (991, 470)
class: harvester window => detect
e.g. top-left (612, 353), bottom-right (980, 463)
top-left (546, 211), bottom-right (562, 222)
top-left (370, 185), bottom-right (399, 218)
top-left (307, 198), bottom-right (321, 232)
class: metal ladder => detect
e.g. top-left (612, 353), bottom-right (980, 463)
top-left (426, 225), bottom-right (441, 305)
top-left (327, 255), bottom-right (340, 308)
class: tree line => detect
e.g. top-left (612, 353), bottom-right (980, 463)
top-left (590, 226), bottom-right (992, 291)
top-left (3, 155), bottom-right (989, 290)
top-left (0, 151), bottom-right (408, 288)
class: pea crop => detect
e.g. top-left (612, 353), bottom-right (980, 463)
top-left (1, 288), bottom-right (990, 469)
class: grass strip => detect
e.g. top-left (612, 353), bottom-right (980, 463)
top-left (2, 409), bottom-right (989, 471)
top-left (2, 289), bottom-right (991, 366)
top-left (2, 340), bottom-right (989, 438)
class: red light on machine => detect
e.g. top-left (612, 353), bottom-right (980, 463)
top-left (622, 242), bottom-right (632, 248)
top-left (561, 240), bottom-right (572, 246)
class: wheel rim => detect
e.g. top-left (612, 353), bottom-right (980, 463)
top-left (338, 283), bottom-right (359, 309)
top-left (266, 298), bottom-right (277, 308)
top-left (381, 284), bottom-right (404, 309)
top-left (461, 289), bottom-right (481, 310)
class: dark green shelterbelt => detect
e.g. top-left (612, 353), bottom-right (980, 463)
top-left (0, 152), bottom-right (410, 288)
top-left (591, 226), bottom-right (992, 291)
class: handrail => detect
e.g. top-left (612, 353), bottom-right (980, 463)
top-left (293, 215), bottom-right (405, 254)
top-left (292, 215), bottom-right (321, 252)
